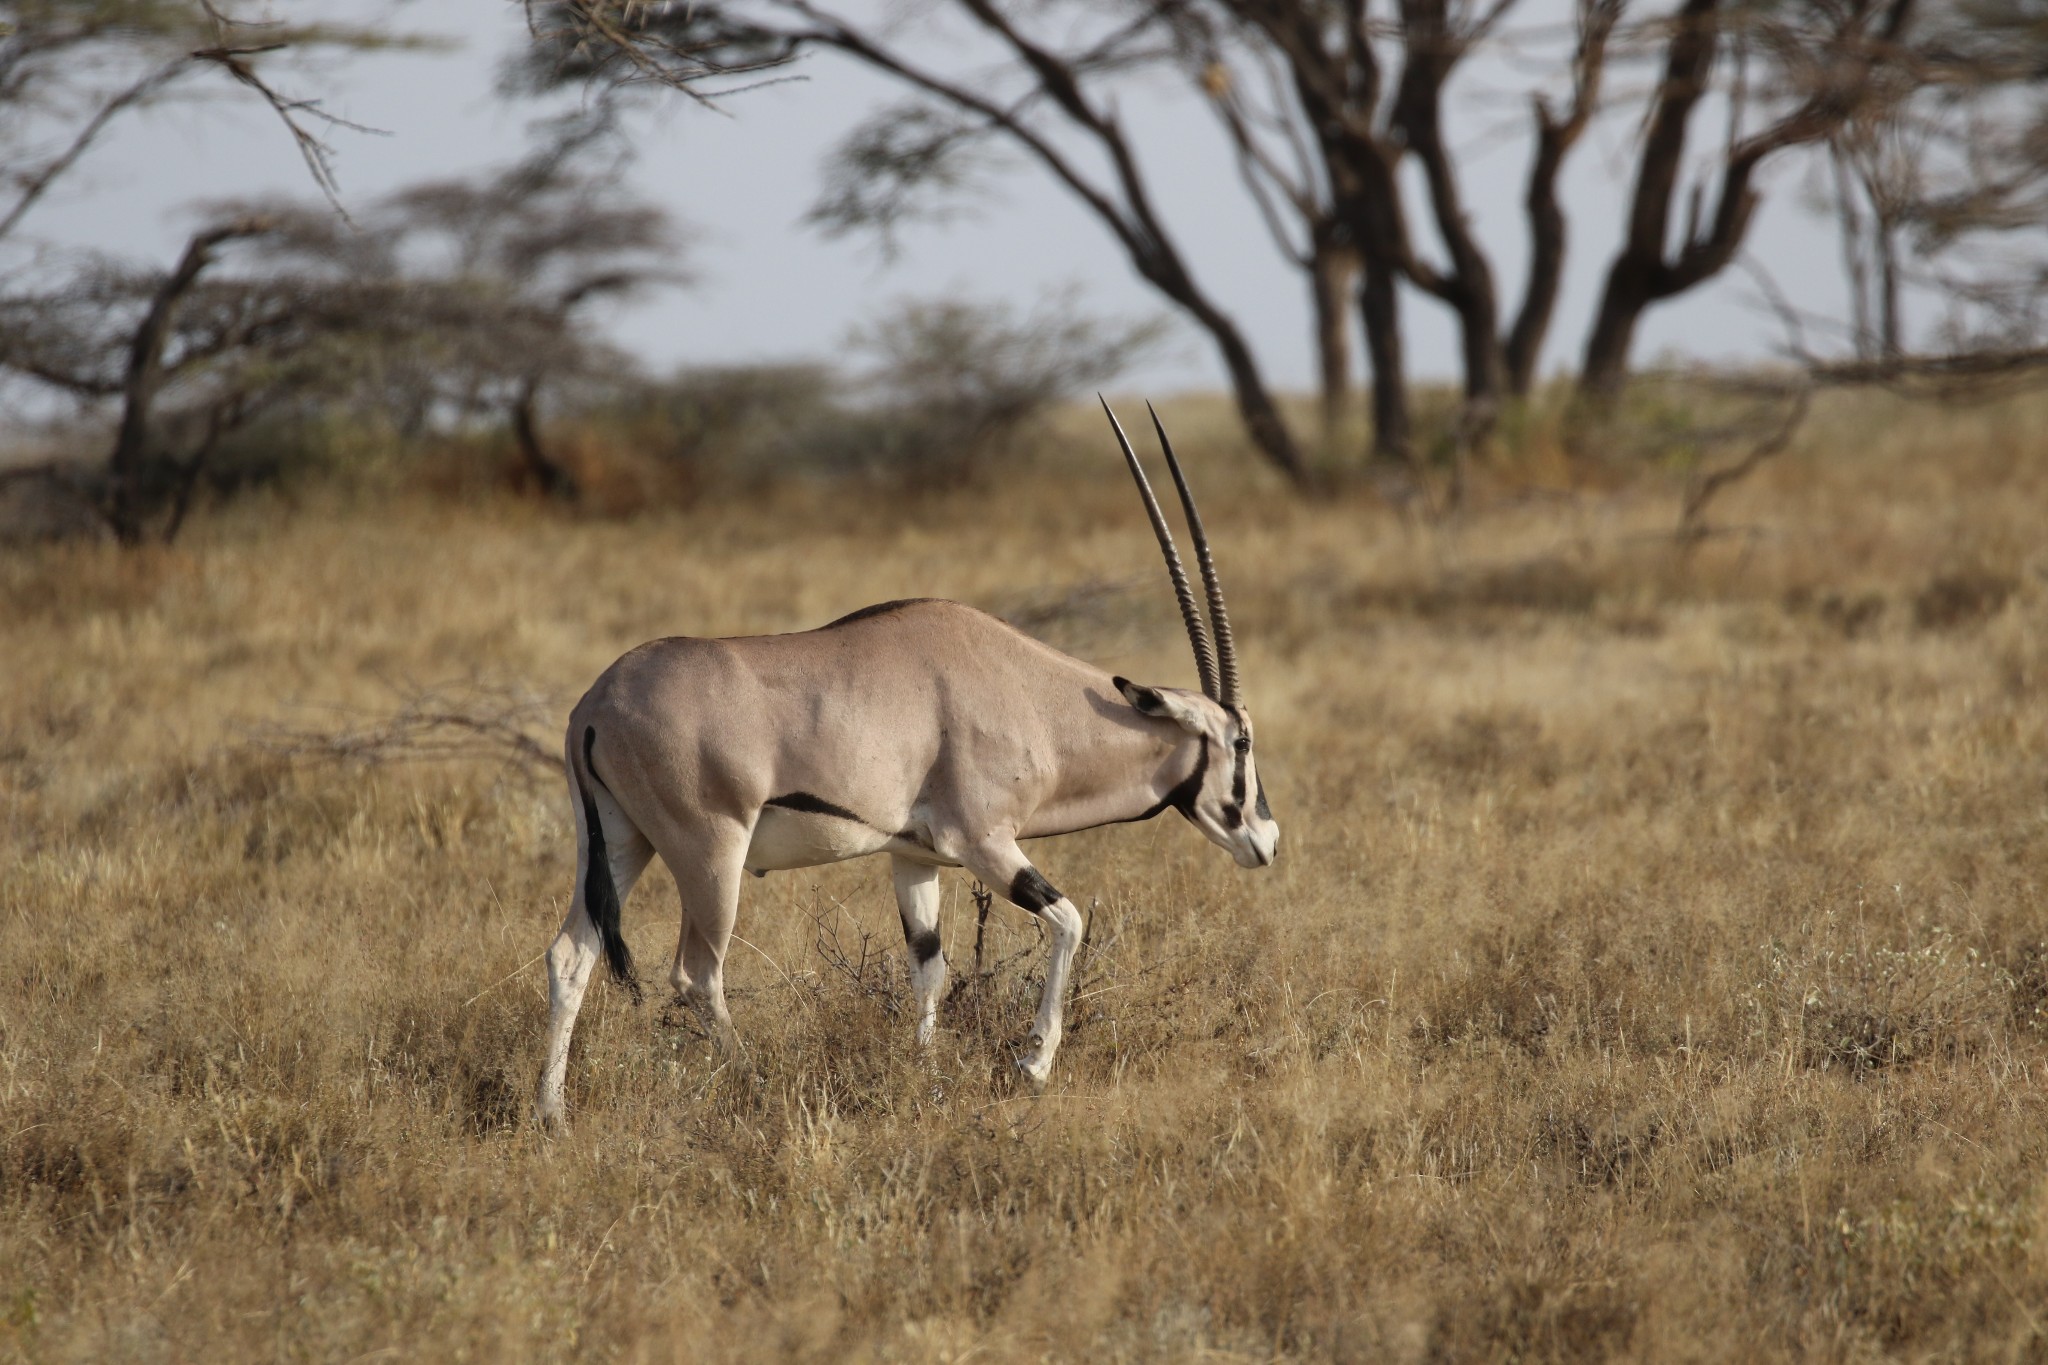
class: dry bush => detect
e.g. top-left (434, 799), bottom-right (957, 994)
top-left (3, 389), bottom-right (2047, 1360)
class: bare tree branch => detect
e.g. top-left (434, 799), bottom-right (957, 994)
top-left (189, 43), bottom-right (388, 220)
top-left (0, 59), bottom-right (191, 241)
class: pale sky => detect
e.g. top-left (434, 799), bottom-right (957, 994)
top-left (10, 0), bottom-right (1859, 398)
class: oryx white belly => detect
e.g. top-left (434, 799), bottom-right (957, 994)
top-left (745, 807), bottom-right (894, 872)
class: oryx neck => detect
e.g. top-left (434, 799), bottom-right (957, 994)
top-left (1022, 709), bottom-right (1200, 839)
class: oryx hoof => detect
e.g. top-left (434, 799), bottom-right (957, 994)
top-left (1014, 1038), bottom-right (1055, 1090)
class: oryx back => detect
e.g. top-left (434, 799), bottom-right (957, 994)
top-left (572, 598), bottom-right (1111, 877)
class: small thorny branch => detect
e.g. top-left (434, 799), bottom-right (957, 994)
top-left (806, 888), bottom-right (900, 1009)
top-left (190, 30), bottom-right (388, 220)
top-left (971, 879), bottom-right (994, 978)
top-left (521, 0), bottom-right (802, 110)
top-left (242, 676), bottom-right (560, 779)
top-left (947, 882), bottom-right (1043, 1011)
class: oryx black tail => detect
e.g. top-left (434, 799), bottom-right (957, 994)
top-left (578, 726), bottom-right (640, 1003)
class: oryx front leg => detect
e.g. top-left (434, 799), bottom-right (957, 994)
top-left (891, 856), bottom-right (946, 1046)
top-left (967, 843), bottom-right (1084, 1087)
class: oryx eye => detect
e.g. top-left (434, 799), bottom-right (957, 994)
top-left (1233, 736), bottom-right (1251, 753)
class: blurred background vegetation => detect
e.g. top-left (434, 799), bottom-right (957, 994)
top-left (3, 0), bottom-right (2046, 545)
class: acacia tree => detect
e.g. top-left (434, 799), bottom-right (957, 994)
top-left (371, 153), bottom-right (688, 499)
top-left (646, 0), bottom-right (1624, 463)
top-left (522, 0), bottom-right (2042, 480)
top-left (0, 145), bottom-right (684, 539)
top-left (0, 3), bottom-right (399, 542)
top-left (1871, 0), bottom-right (2048, 355)
top-left (806, 14), bottom-right (1371, 449)
top-left (0, 213), bottom-right (417, 542)
top-left (1577, 0), bottom-right (1921, 401)
top-left (0, 218), bottom-right (274, 542)
top-left (1166, 0), bottom-right (1622, 454)
top-left (522, 0), bottom-right (1316, 483)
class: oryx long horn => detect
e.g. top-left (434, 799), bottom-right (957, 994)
top-left (1101, 396), bottom-right (1220, 700)
top-left (1148, 402), bottom-right (1239, 707)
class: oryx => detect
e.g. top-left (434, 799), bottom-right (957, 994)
top-left (535, 401), bottom-right (1278, 1127)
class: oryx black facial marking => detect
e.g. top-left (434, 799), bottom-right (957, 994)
top-left (823, 598), bottom-right (938, 629)
top-left (765, 791), bottom-right (864, 822)
top-left (1221, 726), bottom-right (1251, 828)
top-left (1010, 867), bottom-right (1063, 913)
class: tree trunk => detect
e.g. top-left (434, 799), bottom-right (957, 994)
top-left (510, 376), bottom-right (580, 501)
top-left (1360, 257), bottom-right (1411, 462)
top-left (1507, 114), bottom-right (1571, 395)
top-left (105, 217), bottom-right (270, 545)
top-left (1832, 146), bottom-right (1878, 359)
top-left (1120, 228), bottom-right (1307, 481)
top-left (1505, 0), bottom-right (1616, 397)
top-left (160, 396), bottom-right (246, 546)
top-left (1875, 221), bottom-right (1902, 359)
top-left (1201, 305), bottom-right (1307, 483)
top-left (1580, 256), bottom-right (1657, 403)
top-left (1578, 0), bottom-right (1723, 404)
top-left (1309, 230), bottom-right (1358, 445)
top-left (1393, 7), bottom-right (1505, 422)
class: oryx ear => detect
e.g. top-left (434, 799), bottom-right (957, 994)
top-left (1114, 676), bottom-right (1205, 732)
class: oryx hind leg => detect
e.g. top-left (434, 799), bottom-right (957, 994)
top-left (656, 822), bottom-right (751, 1055)
top-left (890, 856), bottom-right (946, 1046)
top-left (962, 840), bottom-right (1083, 1088)
top-left (537, 784), bottom-right (654, 1130)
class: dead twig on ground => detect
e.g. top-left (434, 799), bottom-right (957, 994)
top-left (242, 675), bottom-right (559, 778)
top-left (1678, 384), bottom-right (1813, 545)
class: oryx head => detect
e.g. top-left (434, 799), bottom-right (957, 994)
top-left (1103, 399), bottom-right (1279, 870)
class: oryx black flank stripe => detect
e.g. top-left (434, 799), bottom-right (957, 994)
top-left (766, 790), bottom-right (865, 823)
top-left (822, 598), bottom-right (938, 629)
top-left (1009, 867), bottom-right (1063, 913)
top-left (581, 727), bottom-right (640, 1002)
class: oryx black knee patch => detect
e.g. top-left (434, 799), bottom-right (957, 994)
top-left (1009, 867), bottom-right (1062, 913)
top-left (908, 929), bottom-right (943, 965)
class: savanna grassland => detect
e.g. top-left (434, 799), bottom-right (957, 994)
top-left (3, 392), bottom-right (2046, 1362)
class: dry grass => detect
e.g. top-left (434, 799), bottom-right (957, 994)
top-left (4, 390), bottom-right (2047, 1362)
